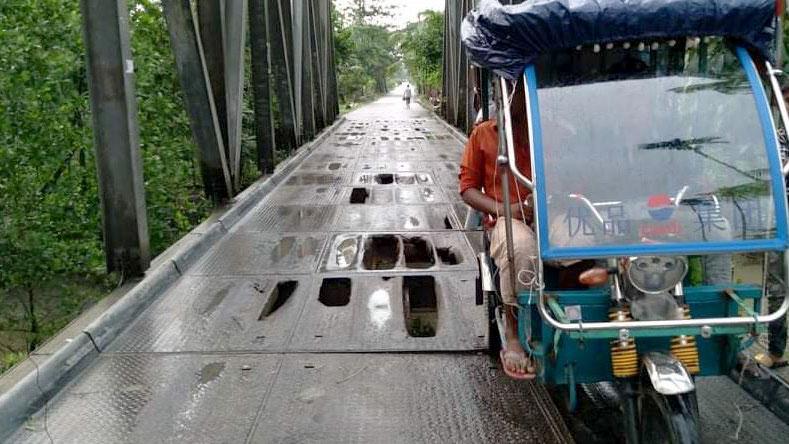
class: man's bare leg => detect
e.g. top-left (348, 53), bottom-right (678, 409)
top-left (502, 305), bottom-right (533, 375)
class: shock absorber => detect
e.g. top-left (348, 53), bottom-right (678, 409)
top-left (670, 305), bottom-right (701, 374)
top-left (609, 306), bottom-right (639, 378)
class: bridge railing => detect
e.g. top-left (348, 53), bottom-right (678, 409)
top-left (81, 0), bottom-right (338, 276)
top-left (441, 0), bottom-right (526, 134)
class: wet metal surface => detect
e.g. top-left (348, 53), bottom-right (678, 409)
top-left (289, 273), bottom-right (485, 351)
top-left (696, 377), bottom-right (789, 443)
top-left (107, 276), bottom-right (313, 353)
top-left (189, 233), bottom-right (327, 276)
top-left (10, 355), bottom-right (572, 444)
top-left (332, 204), bottom-right (459, 232)
top-left (247, 354), bottom-right (570, 443)
top-left (10, 354), bottom-right (280, 443)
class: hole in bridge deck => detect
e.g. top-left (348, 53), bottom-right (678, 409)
top-left (403, 237), bottom-right (435, 269)
top-left (350, 187), bottom-right (369, 204)
top-left (374, 173), bottom-right (394, 185)
top-left (436, 247), bottom-right (461, 265)
top-left (319, 278), bottom-right (351, 307)
top-left (443, 216), bottom-right (454, 230)
top-left (403, 276), bottom-right (438, 337)
top-left (395, 174), bottom-right (415, 185)
top-left (362, 235), bottom-right (400, 270)
top-left (258, 281), bottom-right (298, 320)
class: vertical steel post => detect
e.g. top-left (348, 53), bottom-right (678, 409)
top-left (494, 79), bottom-right (519, 303)
top-left (162, 0), bottom-right (233, 202)
top-left (249, 0), bottom-right (275, 174)
top-left (325, 0), bottom-right (340, 119)
top-left (481, 69), bottom-right (490, 121)
top-left (299, 0), bottom-right (316, 140)
top-left (308, 1), bottom-right (326, 131)
top-left (267, 0), bottom-right (298, 153)
top-left (224, 0), bottom-right (248, 189)
top-left (80, 0), bottom-right (150, 276)
top-left (197, 0), bottom-right (228, 151)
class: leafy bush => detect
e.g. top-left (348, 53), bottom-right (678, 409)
top-left (398, 10), bottom-right (444, 96)
top-left (0, 0), bottom-right (212, 370)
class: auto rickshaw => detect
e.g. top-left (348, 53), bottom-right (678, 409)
top-left (463, 0), bottom-right (789, 442)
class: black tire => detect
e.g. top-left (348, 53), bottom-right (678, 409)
top-left (482, 233), bottom-right (502, 354)
top-left (638, 383), bottom-right (700, 444)
top-left (487, 290), bottom-right (502, 354)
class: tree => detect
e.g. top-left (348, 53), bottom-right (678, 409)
top-left (0, 0), bottom-right (213, 373)
top-left (333, 1), bottom-right (398, 105)
top-left (398, 10), bottom-right (444, 97)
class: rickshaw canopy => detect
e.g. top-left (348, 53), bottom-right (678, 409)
top-left (462, 0), bottom-right (777, 79)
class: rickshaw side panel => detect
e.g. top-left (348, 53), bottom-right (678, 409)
top-left (518, 285), bottom-right (760, 385)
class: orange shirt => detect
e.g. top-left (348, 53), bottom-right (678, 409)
top-left (459, 120), bottom-right (532, 207)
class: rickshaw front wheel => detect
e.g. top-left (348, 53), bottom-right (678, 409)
top-left (638, 383), bottom-right (700, 444)
top-left (486, 290), bottom-right (502, 354)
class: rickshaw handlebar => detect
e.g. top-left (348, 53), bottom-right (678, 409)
top-left (537, 291), bottom-right (789, 332)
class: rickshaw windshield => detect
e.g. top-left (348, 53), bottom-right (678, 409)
top-left (531, 39), bottom-right (786, 258)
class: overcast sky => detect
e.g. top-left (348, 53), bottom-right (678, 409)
top-left (334, 0), bottom-right (445, 28)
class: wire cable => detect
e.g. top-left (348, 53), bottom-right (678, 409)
top-left (30, 354), bottom-right (54, 444)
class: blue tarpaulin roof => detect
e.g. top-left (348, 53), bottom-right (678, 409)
top-left (461, 0), bottom-right (777, 79)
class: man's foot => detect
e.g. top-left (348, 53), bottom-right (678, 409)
top-left (755, 352), bottom-right (789, 369)
top-left (500, 338), bottom-right (536, 380)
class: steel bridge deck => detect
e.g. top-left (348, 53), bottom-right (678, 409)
top-left (8, 95), bottom-right (571, 443)
top-left (8, 95), bottom-right (789, 443)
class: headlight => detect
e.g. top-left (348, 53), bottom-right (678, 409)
top-left (626, 256), bottom-right (688, 294)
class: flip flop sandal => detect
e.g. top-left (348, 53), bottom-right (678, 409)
top-left (499, 349), bottom-right (536, 380)
top-left (754, 352), bottom-right (789, 369)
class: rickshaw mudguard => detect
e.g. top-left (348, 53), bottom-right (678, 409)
top-left (641, 352), bottom-right (695, 395)
top-left (517, 285), bottom-right (760, 385)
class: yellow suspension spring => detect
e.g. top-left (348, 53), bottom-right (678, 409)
top-left (671, 305), bottom-right (700, 374)
top-left (609, 308), bottom-right (639, 378)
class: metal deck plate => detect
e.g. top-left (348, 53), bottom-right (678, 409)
top-left (696, 377), bottom-right (789, 443)
top-left (332, 204), bottom-right (459, 232)
top-left (10, 354), bottom-right (281, 444)
top-left (289, 273), bottom-right (486, 352)
top-left (107, 275), bottom-right (313, 353)
top-left (319, 232), bottom-right (477, 273)
top-left (262, 185), bottom-right (345, 206)
top-left (247, 354), bottom-right (572, 443)
top-left (237, 205), bottom-right (337, 233)
top-left (189, 233), bottom-right (327, 276)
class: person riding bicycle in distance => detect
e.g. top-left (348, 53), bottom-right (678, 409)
top-left (459, 76), bottom-right (537, 379)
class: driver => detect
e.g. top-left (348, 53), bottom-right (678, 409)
top-left (459, 77), bottom-right (537, 379)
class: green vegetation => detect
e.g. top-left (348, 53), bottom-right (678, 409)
top-left (333, 1), bottom-right (399, 107)
top-left (0, 0), bottom-right (447, 376)
top-left (0, 0), bottom-right (217, 373)
top-left (397, 10), bottom-right (444, 98)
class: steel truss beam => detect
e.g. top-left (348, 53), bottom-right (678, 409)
top-left (162, 0), bottom-right (233, 202)
top-left (80, 0), bottom-right (150, 276)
